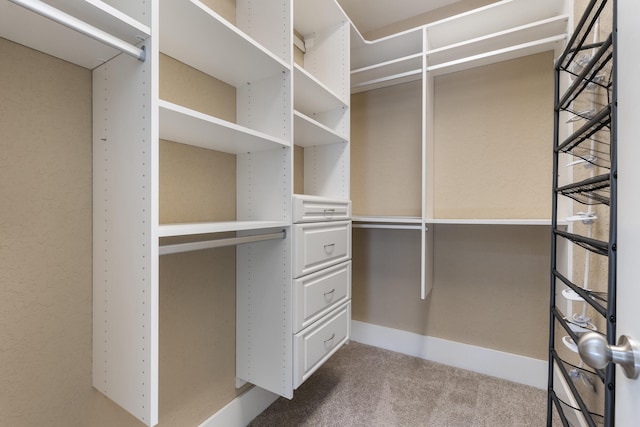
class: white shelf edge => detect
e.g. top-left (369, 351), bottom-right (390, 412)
top-left (426, 14), bottom-right (569, 61)
top-left (158, 220), bottom-right (290, 238)
top-left (82, 0), bottom-right (151, 36)
top-left (293, 110), bottom-right (348, 147)
top-left (427, 34), bottom-right (567, 76)
top-left (351, 69), bottom-right (422, 93)
top-left (160, 0), bottom-right (290, 87)
top-left (351, 52), bottom-right (423, 75)
top-left (0, 0), bottom-right (150, 70)
top-left (294, 64), bottom-right (348, 110)
top-left (159, 99), bottom-right (289, 154)
top-left (424, 0), bottom-right (562, 48)
top-left (352, 216), bottom-right (423, 224)
top-left (426, 218), bottom-right (554, 225)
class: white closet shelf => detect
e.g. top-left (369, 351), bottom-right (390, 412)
top-left (351, 53), bottom-right (422, 89)
top-left (158, 220), bottom-right (290, 238)
top-left (425, 0), bottom-right (566, 50)
top-left (353, 216), bottom-right (422, 224)
top-left (427, 35), bottom-right (567, 77)
top-left (351, 26), bottom-right (423, 71)
top-left (426, 15), bottom-right (569, 67)
top-left (159, 100), bottom-right (290, 154)
top-left (0, 0), bottom-right (150, 70)
top-left (353, 217), bottom-right (423, 230)
top-left (159, 0), bottom-right (289, 87)
top-left (425, 218), bottom-right (555, 225)
top-left (351, 68), bottom-right (422, 94)
top-left (294, 64), bottom-right (347, 114)
top-left (294, 111), bottom-right (347, 147)
top-left (294, 0), bottom-right (347, 36)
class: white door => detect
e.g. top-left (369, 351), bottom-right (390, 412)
top-left (614, 0), bottom-right (640, 424)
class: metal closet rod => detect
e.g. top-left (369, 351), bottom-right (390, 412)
top-left (9, 0), bottom-right (146, 62)
top-left (159, 230), bottom-right (286, 256)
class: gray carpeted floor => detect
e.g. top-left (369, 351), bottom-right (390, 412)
top-left (249, 341), bottom-right (550, 426)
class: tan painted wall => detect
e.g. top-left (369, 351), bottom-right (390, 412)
top-left (351, 80), bottom-right (422, 217)
top-left (350, 52), bottom-right (555, 359)
top-left (352, 225), bottom-right (551, 360)
top-left (433, 52), bottom-right (554, 219)
top-left (0, 40), bottom-right (243, 426)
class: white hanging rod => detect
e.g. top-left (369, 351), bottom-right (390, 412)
top-left (159, 230), bottom-right (286, 256)
top-left (9, 0), bottom-right (146, 61)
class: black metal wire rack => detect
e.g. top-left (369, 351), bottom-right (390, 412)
top-left (548, 0), bottom-right (617, 425)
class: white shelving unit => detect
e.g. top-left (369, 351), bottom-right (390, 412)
top-left (348, 0), bottom-right (572, 299)
top-left (3, 0), bottom-right (301, 424)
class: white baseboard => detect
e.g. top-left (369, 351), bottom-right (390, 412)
top-left (351, 320), bottom-right (548, 390)
top-left (198, 385), bottom-right (279, 427)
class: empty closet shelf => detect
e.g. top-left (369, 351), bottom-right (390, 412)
top-left (556, 173), bottom-right (610, 206)
top-left (555, 229), bottom-right (608, 256)
top-left (557, 105), bottom-right (611, 168)
top-left (553, 270), bottom-right (607, 317)
top-left (558, 33), bottom-right (613, 113)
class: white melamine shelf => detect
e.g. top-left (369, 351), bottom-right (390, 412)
top-left (294, 64), bottom-right (347, 114)
top-left (294, 0), bottom-right (347, 35)
top-left (353, 216), bottom-right (422, 224)
top-left (159, 100), bottom-right (289, 154)
top-left (426, 218), bottom-right (555, 225)
top-left (351, 26), bottom-right (423, 71)
top-left (294, 111), bottom-right (347, 147)
top-left (427, 35), bottom-right (567, 77)
top-left (426, 15), bottom-right (569, 67)
top-left (159, 0), bottom-right (289, 87)
top-left (352, 216), bottom-right (423, 230)
top-left (158, 220), bottom-right (290, 238)
top-left (425, 0), bottom-right (566, 50)
top-left (0, 0), bottom-right (150, 70)
top-left (351, 53), bottom-right (423, 91)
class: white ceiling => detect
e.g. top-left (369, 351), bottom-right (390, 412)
top-left (337, 0), bottom-right (461, 34)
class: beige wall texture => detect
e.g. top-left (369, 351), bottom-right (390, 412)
top-left (351, 80), bottom-right (422, 217)
top-left (433, 51), bottom-right (554, 219)
top-left (350, 51), bottom-right (555, 358)
top-left (0, 40), bottom-right (245, 426)
top-left (352, 225), bottom-right (551, 360)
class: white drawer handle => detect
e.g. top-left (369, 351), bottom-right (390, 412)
top-left (324, 243), bottom-right (335, 253)
top-left (324, 333), bottom-right (336, 345)
top-left (323, 208), bottom-right (335, 216)
top-left (323, 288), bottom-right (335, 298)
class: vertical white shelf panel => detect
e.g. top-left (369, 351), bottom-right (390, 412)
top-left (93, 37), bottom-right (158, 426)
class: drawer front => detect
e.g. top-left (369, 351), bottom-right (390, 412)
top-left (293, 221), bottom-right (351, 278)
top-left (293, 196), bottom-right (351, 223)
top-left (294, 302), bottom-right (350, 388)
top-left (294, 261), bottom-right (351, 333)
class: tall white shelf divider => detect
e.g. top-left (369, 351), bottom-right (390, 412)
top-left (349, 0), bottom-right (572, 299)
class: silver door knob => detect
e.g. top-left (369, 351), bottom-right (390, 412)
top-left (577, 332), bottom-right (640, 379)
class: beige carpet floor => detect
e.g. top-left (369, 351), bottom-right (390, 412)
top-left (249, 341), bottom-right (550, 426)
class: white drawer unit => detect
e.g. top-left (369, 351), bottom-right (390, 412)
top-left (293, 195), bottom-right (352, 223)
top-left (294, 261), bottom-right (351, 333)
top-left (293, 221), bottom-right (352, 278)
top-left (294, 301), bottom-right (351, 388)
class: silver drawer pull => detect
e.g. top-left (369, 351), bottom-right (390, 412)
top-left (323, 208), bottom-right (335, 213)
top-left (323, 288), bottom-right (336, 298)
top-left (324, 243), bottom-right (335, 253)
top-left (324, 333), bottom-right (336, 344)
